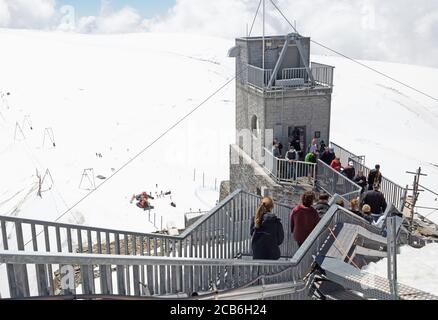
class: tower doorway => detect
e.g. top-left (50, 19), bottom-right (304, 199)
top-left (288, 126), bottom-right (306, 158)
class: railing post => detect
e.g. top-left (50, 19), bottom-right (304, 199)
top-left (386, 216), bottom-right (398, 300)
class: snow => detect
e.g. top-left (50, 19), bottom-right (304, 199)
top-left (313, 55), bottom-right (438, 221)
top-left (0, 30), bottom-right (235, 236)
top-left (1, 29), bottom-right (438, 296)
top-left (364, 243), bottom-right (438, 296)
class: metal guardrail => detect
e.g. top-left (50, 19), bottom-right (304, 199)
top-left (281, 68), bottom-right (308, 80)
top-left (0, 190), bottom-right (296, 259)
top-left (330, 142), bottom-right (408, 211)
top-left (316, 160), bottom-right (362, 202)
top-left (247, 64), bottom-right (272, 88)
top-left (330, 142), bottom-right (365, 166)
top-left (0, 251), bottom-right (298, 299)
top-left (311, 62), bottom-right (334, 87)
top-left (247, 63), bottom-right (333, 89)
top-left (0, 195), bottom-right (400, 299)
top-left (264, 147), bottom-right (316, 186)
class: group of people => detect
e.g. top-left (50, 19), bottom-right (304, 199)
top-left (130, 192), bottom-right (155, 210)
top-left (272, 138), bottom-right (326, 165)
top-left (273, 138), bottom-right (384, 193)
top-left (251, 184), bottom-right (388, 260)
top-left (251, 191), bottom-right (320, 260)
top-left (313, 184), bottom-right (387, 225)
top-left (272, 138), bottom-right (325, 181)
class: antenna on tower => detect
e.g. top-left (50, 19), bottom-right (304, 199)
top-left (262, 0), bottom-right (265, 69)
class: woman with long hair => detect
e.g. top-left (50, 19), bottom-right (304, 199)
top-left (250, 197), bottom-right (284, 260)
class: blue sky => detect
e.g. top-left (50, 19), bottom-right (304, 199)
top-left (57, 0), bottom-right (176, 18)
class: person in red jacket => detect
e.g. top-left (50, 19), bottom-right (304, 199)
top-left (290, 191), bottom-right (320, 246)
top-left (330, 157), bottom-right (342, 172)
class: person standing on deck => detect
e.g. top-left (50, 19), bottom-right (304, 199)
top-left (360, 184), bottom-right (387, 222)
top-left (309, 138), bottom-right (318, 154)
top-left (367, 164), bottom-right (382, 191)
top-left (353, 170), bottom-right (368, 193)
top-left (330, 157), bottom-right (342, 172)
top-left (349, 198), bottom-right (362, 217)
top-left (285, 146), bottom-right (299, 180)
top-left (250, 197), bottom-right (284, 260)
top-left (313, 193), bottom-right (330, 217)
top-left (342, 161), bottom-right (356, 180)
top-left (272, 143), bottom-right (281, 158)
top-left (274, 138), bottom-right (283, 157)
top-left (290, 191), bottom-right (320, 246)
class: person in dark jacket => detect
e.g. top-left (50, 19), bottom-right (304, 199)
top-left (319, 140), bottom-right (326, 154)
top-left (290, 191), bottom-right (320, 246)
top-left (272, 143), bottom-right (281, 158)
top-left (353, 170), bottom-right (367, 193)
top-left (285, 146), bottom-right (299, 179)
top-left (251, 197), bottom-right (284, 260)
top-left (360, 185), bottom-right (387, 221)
top-left (274, 139), bottom-right (283, 156)
top-left (367, 164), bottom-right (382, 190)
top-left (313, 193), bottom-right (330, 217)
top-left (342, 161), bottom-right (356, 180)
top-left (320, 147), bottom-right (336, 165)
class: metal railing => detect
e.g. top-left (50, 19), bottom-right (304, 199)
top-left (281, 68), bottom-right (308, 80)
top-left (247, 64), bottom-right (272, 88)
top-left (0, 190), bottom-right (297, 260)
top-left (0, 198), bottom-right (397, 299)
top-left (330, 142), bottom-right (408, 211)
top-left (311, 62), bottom-right (334, 87)
top-left (247, 63), bottom-right (333, 89)
top-left (316, 160), bottom-right (362, 202)
top-left (264, 147), bottom-right (316, 186)
top-left (0, 251), bottom-right (300, 299)
top-left (330, 142), bottom-right (365, 166)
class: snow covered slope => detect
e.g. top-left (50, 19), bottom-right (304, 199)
top-left (0, 30), bottom-right (236, 234)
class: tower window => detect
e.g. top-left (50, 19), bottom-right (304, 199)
top-left (251, 115), bottom-right (260, 137)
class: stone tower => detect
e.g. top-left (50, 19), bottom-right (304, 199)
top-left (228, 33), bottom-right (334, 199)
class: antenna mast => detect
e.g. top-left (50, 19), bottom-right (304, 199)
top-left (262, 0), bottom-right (265, 69)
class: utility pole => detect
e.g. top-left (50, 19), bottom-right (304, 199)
top-left (405, 167), bottom-right (427, 232)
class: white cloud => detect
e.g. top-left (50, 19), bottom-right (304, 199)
top-left (77, 6), bottom-right (143, 34)
top-left (0, 0), bottom-right (56, 29)
top-left (0, 1), bottom-right (12, 27)
top-left (0, 0), bottom-right (437, 67)
top-left (144, 0), bottom-right (438, 68)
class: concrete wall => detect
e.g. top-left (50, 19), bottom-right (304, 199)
top-left (265, 88), bottom-right (332, 151)
top-left (229, 145), bottom-right (306, 207)
top-left (236, 83), bottom-right (332, 156)
top-left (236, 83), bottom-right (266, 162)
top-left (236, 36), bottom-right (310, 70)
